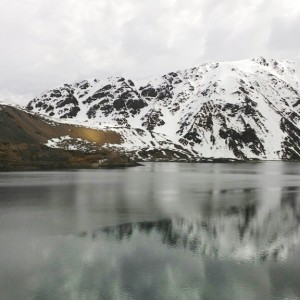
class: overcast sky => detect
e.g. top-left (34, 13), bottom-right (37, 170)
top-left (1, 0), bottom-right (300, 104)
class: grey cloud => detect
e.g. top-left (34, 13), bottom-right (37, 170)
top-left (269, 13), bottom-right (300, 55)
top-left (0, 0), bottom-right (300, 104)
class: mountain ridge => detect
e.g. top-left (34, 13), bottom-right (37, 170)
top-left (22, 57), bottom-right (300, 161)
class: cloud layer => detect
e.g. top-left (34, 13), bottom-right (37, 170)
top-left (1, 0), bottom-right (300, 103)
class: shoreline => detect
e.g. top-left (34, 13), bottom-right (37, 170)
top-left (1, 159), bottom-right (299, 172)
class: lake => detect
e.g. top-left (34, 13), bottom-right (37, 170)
top-left (0, 162), bottom-right (300, 300)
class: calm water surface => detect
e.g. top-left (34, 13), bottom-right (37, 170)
top-left (1, 162), bottom-right (300, 300)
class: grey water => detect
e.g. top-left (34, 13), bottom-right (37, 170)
top-left (1, 162), bottom-right (300, 300)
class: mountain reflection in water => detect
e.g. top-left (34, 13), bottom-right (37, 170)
top-left (80, 185), bottom-right (300, 262)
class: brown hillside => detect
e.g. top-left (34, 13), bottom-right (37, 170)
top-left (0, 105), bottom-right (135, 170)
top-left (0, 105), bottom-right (122, 145)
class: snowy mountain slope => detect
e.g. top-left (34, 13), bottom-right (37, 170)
top-left (27, 57), bottom-right (300, 160)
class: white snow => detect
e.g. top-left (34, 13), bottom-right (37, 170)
top-left (45, 135), bottom-right (97, 152)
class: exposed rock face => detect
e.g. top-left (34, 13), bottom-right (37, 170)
top-left (27, 57), bottom-right (300, 160)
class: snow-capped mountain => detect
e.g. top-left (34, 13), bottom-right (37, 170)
top-left (27, 57), bottom-right (300, 160)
